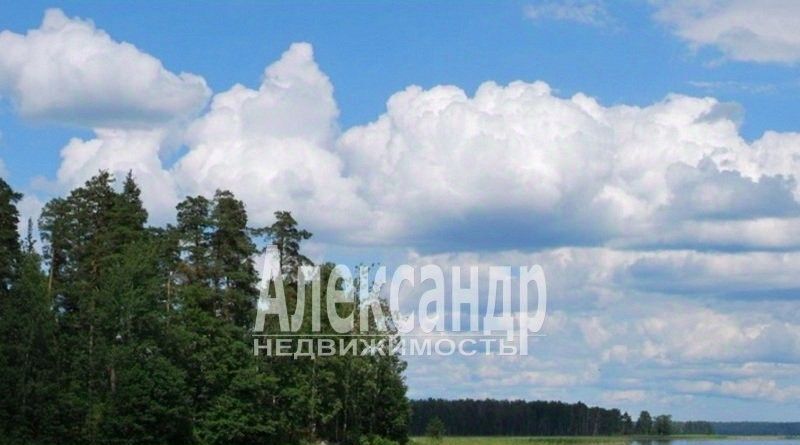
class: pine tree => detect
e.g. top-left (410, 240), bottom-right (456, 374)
top-left (256, 211), bottom-right (312, 281)
top-left (11, 223), bottom-right (58, 442)
top-left (97, 240), bottom-right (193, 445)
top-left (0, 179), bottom-right (23, 438)
top-left (0, 186), bottom-right (59, 442)
top-left (110, 171), bottom-right (148, 246)
top-left (176, 195), bottom-right (212, 285)
top-left (621, 412), bottom-right (634, 434)
top-left (37, 171), bottom-right (190, 444)
top-left (210, 190), bottom-right (258, 326)
top-left (0, 178), bottom-right (21, 295)
top-left (9, 174), bottom-right (412, 445)
top-left (173, 191), bottom-right (291, 444)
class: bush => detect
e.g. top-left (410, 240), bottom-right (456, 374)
top-left (359, 435), bottom-right (400, 445)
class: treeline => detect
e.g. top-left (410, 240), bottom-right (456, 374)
top-left (672, 421), bottom-right (715, 435)
top-left (0, 173), bottom-right (409, 445)
top-left (711, 422), bottom-right (800, 436)
top-left (410, 399), bottom-right (711, 436)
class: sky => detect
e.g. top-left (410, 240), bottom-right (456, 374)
top-left (1, 0), bottom-right (800, 421)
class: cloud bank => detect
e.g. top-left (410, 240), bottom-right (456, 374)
top-left (4, 9), bottom-right (800, 415)
top-left (15, 10), bottom-right (800, 253)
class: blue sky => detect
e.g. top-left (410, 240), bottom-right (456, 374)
top-left (2, 0), bottom-right (800, 421)
top-left (2, 0), bottom-right (800, 187)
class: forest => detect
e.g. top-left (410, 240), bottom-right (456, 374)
top-left (0, 172), bottom-right (409, 445)
top-left (409, 399), bottom-right (713, 437)
top-left (710, 422), bottom-right (800, 436)
top-left (0, 171), bottom-right (723, 445)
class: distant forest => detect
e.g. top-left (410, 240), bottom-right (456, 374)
top-left (410, 399), bottom-right (713, 436)
top-left (0, 173), bottom-right (408, 445)
top-left (711, 422), bottom-right (800, 436)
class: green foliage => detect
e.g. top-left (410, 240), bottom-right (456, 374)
top-left (0, 178), bottom-right (21, 293)
top-left (254, 210), bottom-right (312, 280)
top-left (0, 172), bottom-right (410, 445)
top-left (620, 412), bottom-right (634, 435)
top-left (654, 414), bottom-right (672, 435)
top-left (671, 420), bottom-right (714, 434)
top-left (426, 417), bottom-right (446, 441)
top-left (360, 434), bottom-right (401, 445)
top-left (635, 410), bottom-right (653, 435)
top-left (411, 400), bottom-right (629, 437)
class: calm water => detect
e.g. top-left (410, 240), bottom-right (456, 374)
top-left (630, 441), bottom-right (800, 445)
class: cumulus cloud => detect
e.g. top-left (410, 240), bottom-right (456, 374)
top-left (403, 248), bottom-right (800, 361)
top-left (36, 41), bottom-right (367, 228)
top-left (635, 307), bottom-right (800, 364)
top-left (339, 81), bottom-right (623, 248)
top-left (6, 8), bottom-right (800, 415)
top-left (55, 129), bottom-right (179, 221)
top-left (619, 250), bottom-right (800, 297)
top-left (398, 260), bottom-right (800, 406)
top-left (0, 9), bottom-right (210, 127)
top-left (655, 0), bottom-right (800, 64)
top-left (677, 378), bottom-right (800, 402)
top-left (339, 82), bottom-right (800, 251)
top-left (172, 43), bottom-right (371, 235)
top-left (663, 159), bottom-right (799, 221)
top-left (524, 1), bottom-right (612, 27)
top-left (16, 11), bottom-right (800, 252)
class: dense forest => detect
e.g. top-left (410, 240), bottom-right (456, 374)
top-left (711, 422), bottom-right (800, 436)
top-left (410, 399), bottom-right (713, 437)
top-left (0, 173), bottom-right (409, 445)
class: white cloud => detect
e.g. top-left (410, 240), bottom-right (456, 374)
top-left (655, 0), bottom-right (800, 64)
top-left (634, 307), bottom-right (800, 363)
top-left (0, 9), bottom-right (210, 127)
top-left (677, 378), bottom-right (800, 402)
top-left (5, 9), bottom-right (800, 416)
top-left (339, 81), bottom-right (800, 250)
top-left (56, 129), bottom-right (179, 221)
top-left (40, 42), bottom-right (368, 229)
top-left (403, 247), bottom-right (800, 367)
top-left (15, 194), bottom-right (44, 250)
top-left (0, 158), bottom-right (7, 178)
top-left (172, 43), bottom-right (371, 234)
top-left (601, 389), bottom-right (647, 404)
top-left (720, 378), bottom-right (800, 402)
top-left (412, 247), bottom-right (800, 308)
top-left (524, 1), bottom-right (612, 27)
top-left (17, 13), bottom-right (800, 251)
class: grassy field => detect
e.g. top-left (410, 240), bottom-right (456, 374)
top-left (409, 436), bottom-right (728, 445)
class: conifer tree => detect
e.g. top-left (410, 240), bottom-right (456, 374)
top-left (0, 178), bottom-right (21, 294)
top-left (210, 190), bottom-right (258, 326)
top-left (256, 210), bottom-right (312, 281)
top-left (8, 172), bottom-right (412, 445)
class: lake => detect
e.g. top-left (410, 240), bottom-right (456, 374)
top-left (632, 441), bottom-right (800, 445)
